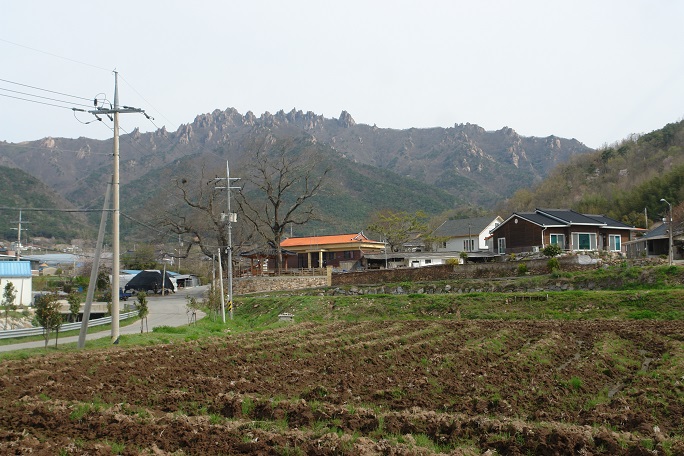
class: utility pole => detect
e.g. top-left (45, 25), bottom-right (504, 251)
top-left (89, 71), bottom-right (148, 344)
top-left (178, 234), bottom-right (183, 272)
top-left (214, 161), bottom-right (241, 320)
top-left (11, 210), bottom-right (31, 261)
top-left (217, 248), bottom-right (225, 323)
top-left (78, 177), bottom-right (112, 348)
top-left (660, 198), bottom-right (674, 266)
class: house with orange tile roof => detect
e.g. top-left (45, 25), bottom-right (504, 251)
top-left (280, 233), bottom-right (385, 270)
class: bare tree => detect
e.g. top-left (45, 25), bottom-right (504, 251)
top-left (235, 139), bottom-right (329, 272)
top-left (157, 165), bottom-right (235, 273)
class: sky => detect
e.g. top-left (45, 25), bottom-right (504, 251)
top-left (1, 1), bottom-right (683, 149)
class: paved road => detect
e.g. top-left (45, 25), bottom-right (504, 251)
top-left (0, 285), bottom-right (209, 352)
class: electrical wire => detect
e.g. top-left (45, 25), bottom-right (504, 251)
top-left (0, 77), bottom-right (93, 101)
top-left (0, 207), bottom-right (114, 213)
top-left (0, 87), bottom-right (94, 109)
top-left (0, 142), bottom-right (112, 156)
top-left (0, 92), bottom-right (83, 111)
top-left (0, 38), bottom-right (111, 72)
top-left (119, 74), bottom-right (177, 131)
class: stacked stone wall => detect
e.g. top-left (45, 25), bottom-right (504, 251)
top-left (235, 276), bottom-right (327, 294)
top-left (331, 256), bottom-right (594, 286)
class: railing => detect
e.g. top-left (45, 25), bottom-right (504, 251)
top-left (0, 311), bottom-right (138, 340)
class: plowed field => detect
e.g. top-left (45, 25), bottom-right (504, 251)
top-left (1, 319), bottom-right (683, 455)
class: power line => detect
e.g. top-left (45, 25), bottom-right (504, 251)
top-left (0, 143), bottom-right (112, 156)
top-left (0, 87), bottom-right (94, 109)
top-left (0, 77), bottom-right (93, 101)
top-left (0, 206), bottom-right (114, 213)
top-left (0, 92), bottom-right (83, 111)
top-left (119, 74), bottom-right (176, 131)
top-left (0, 38), bottom-right (111, 72)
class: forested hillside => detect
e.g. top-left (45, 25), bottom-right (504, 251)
top-left (499, 120), bottom-right (684, 227)
top-left (0, 166), bottom-right (91, 241)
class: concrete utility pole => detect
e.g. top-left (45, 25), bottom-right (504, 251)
top-left (214, 161), bottom-right (240, 321)
top-left (78, 177), bottom-right (112, 348)
top-left (660, 198), bottom-right (674, 266)
top-left (89, 72), bottom-right (147, 344)
top-left (10, 210), bottom-right (31, 260)
top-left (217, 248), bottom-right (225, 323)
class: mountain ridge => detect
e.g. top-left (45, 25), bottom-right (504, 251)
top-left (0, 108), bottom-right (593, 240)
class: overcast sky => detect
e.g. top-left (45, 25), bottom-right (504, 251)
top-left (1, 1), bottom-right (682, 148)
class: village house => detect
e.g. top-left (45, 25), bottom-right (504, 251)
top-left (280, 233), bottom-right (385, 271)
top-left (432, 215), bottom-right (503, 253)
top-left (491, 209), bottom-right (635, 255)
top-left (0, 261), bottom-right (32, 306)
top-left (624, 222), bottom-right (683, 260)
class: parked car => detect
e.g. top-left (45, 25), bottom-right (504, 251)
top-left (119, 288), bottom-right (132, 301)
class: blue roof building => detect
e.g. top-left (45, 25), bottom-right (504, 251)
top-left (0, 261), bottom-right (33, 307)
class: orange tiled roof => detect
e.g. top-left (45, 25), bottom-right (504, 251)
top-left (281, 233), bottom-right (381, 247)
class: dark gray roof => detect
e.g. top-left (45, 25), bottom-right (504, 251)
top-left (497, 209), bottom-right (636, 230)
top-left (640, 223), bottom-right (669, 240)
top-left (512, 212), bottom-right (568, 227)
top-left (433, 216), bottom-right (501, 237)
top-left (537, 209), bottom-right (606, 225)
top-left (583, 214), bottom-right (635, 230)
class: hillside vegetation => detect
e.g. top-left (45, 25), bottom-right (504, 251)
top-left (0, 165), bottom-right (91, 241)
top-left (501, 120), bottom-right (684, 226)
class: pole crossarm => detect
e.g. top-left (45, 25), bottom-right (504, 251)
top-left (88, 107), bottom-right (145, 115)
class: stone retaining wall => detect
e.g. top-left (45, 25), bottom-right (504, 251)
top-left (235, 275), bottom-right (328, 295)
top-left (331, 256), bottom-right (595, 286)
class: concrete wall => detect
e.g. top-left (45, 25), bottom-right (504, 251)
top-left (0, 277), bottom-right (32, 306)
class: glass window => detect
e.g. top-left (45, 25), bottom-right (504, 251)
top-left (609, 235), bottom-right (621, 251)
top-left (550, 234), bottom-right (565, 248)
top-left (497, 238), bottom-right (506, 254)
top-left (572, 233), bottom-right (596, 250)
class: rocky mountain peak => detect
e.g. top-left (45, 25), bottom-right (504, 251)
top-left (338, 111), bottom-right (356, 128)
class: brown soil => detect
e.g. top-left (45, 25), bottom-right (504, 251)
top-left (0, 320), bottom-right (683, 455)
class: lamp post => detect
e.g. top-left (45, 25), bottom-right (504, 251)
top-left (660, 198), bottom-right (673, 266)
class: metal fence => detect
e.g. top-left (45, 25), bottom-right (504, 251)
top-left (0, 311), bottom-right (138, 340)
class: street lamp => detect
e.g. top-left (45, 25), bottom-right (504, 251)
top-left (660, 198), bottom-right (673, 266)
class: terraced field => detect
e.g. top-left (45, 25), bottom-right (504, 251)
top-left (0, 318), bottom-right (682, 455)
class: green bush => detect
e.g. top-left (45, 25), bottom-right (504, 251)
top-left (517, 263), bottom-right (528, 276)
top-left (543, 244), bottom-right (562, 257)
top-left (547, 257), bottom-right (560, 272)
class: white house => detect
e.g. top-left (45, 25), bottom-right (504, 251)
top-left (432, 216), bottom-right (504, 252)
top-left (0, 261), bottom-right (32, 306)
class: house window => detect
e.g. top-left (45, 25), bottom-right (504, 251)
top-left (609, 234), bottom-right (621, 251)
top-left (463, 239), bottom-right (475, 251)
top-left (550, 234), bottom-right (565, 248)
top-left (425, 259), bottom-right (432, 264)
top-left (343, 251), bottom-right (352, 259)
top-left (497, 238), bottom-right (506, 254)
top-left (572, 232), bottom-right (596, 250)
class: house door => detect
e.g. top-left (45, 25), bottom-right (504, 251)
top-left (497, 238), bottom-right (506, 254)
